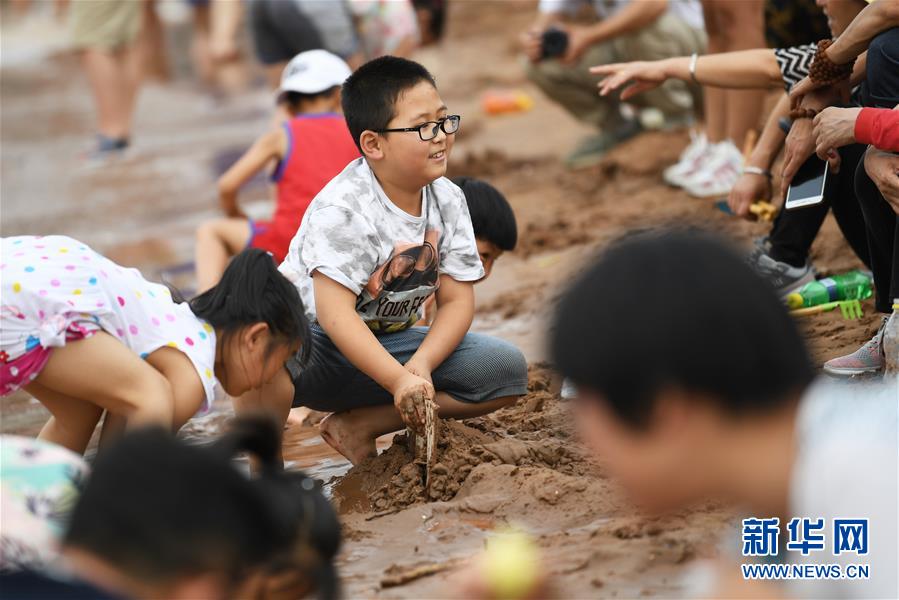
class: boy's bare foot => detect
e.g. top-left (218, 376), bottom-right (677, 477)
top-left (286, 407), bottom-right (329, 427)
top-left (319, 413), bottom-right (377, 465)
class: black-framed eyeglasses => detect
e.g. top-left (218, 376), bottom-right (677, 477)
top-left (376, 115), bottom-right (461, 141)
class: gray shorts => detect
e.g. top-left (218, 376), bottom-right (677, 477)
top-left (287, 326), bottom-right (528, 412)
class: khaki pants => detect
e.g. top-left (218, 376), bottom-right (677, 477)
top-left (71, 0), bottom-right (141, 51)
top-left (526, 14), bottom-right (706, 131)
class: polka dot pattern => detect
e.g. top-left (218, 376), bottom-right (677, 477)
top-left (2, 236), bottom-right (218, 411)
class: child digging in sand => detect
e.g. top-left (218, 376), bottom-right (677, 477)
top-left (289, 175), bottom-right (518, 424)
top-left (551, 230), bottom-right (897, 599)
top-left (195, 50), bottom-right (360, 292)
top-left (0, 236), bottom-right (310, 455)
top-left (269, 56), bottom-right (528, 464)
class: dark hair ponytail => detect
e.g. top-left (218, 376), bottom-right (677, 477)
top-left (190, 249), bottom-right (311, 364)
top-left (213, 416), bottom-right (342, 600)
top-left (64, 418), bottom-right (340, 596)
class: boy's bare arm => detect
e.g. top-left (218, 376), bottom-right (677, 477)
top-left (405, 275), bottom-right (474, 378)
top-left (313, 271), bottom-right (434, 428)
top-left (217, 128), bottom-right (286, 218)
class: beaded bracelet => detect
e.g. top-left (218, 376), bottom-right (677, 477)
top-left (808, 39), bottom-right (854, 86)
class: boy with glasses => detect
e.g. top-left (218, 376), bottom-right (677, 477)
top-left (267, 56), bottom-right (528, 465)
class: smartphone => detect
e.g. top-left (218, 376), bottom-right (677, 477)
top-left (785, 156), bottom-right (828, 210)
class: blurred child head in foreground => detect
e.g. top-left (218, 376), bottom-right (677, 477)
top-left (61, 417), bottom-right (340, 600)
top-left (551, 229), bottom-right (815, 513)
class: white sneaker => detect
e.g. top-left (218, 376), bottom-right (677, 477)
top-left (663, 132), bottom-right (709, 188)
top-left (560, 378), bottom-right (577, 399)
top-left (683, 140), bottom-right (743, 198)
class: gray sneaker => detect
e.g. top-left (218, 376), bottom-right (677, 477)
top-left (750, 251), bottom-right (816, 297)
top-left (564, 120), bottom-right (642, 170)
top-left (746, 236), bottom-right (771, 266)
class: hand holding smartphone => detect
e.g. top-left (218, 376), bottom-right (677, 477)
top-left (785, 156), bottom-right (829, 210)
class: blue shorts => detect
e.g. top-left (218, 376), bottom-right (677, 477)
top-left (287, 326), bottom-right (528, 412)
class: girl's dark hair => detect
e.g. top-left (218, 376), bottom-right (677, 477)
top-left (63, 426), bottom-right (291, 587)
top-left (190, 248), bottom-right (311, 364)
top-left (212, 416), bottom-right (342, 600)
top-left (453, 176), bottom-right (518, 251)
top-left (280, 87), bottom-right (341, 113)
top-left (551, 228), bottom-right (815, 429)
top-left (64, 417), bottom-right (342, 599)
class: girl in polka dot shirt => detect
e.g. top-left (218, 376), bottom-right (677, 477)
top-left (0, 236), bottom-right (310, 455)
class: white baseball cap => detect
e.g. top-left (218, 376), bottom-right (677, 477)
top-left (278, 50), bottom-right (352, 97)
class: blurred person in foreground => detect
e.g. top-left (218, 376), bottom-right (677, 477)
top-left (551, 230), bottom-right (897, 598)
top-left (0, 416), bottom-right (341, 600)
top-left (519, 0), bottom-right (705, 170)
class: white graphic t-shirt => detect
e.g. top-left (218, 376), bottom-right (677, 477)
top-left (279, 158), bottom-right (484, 332)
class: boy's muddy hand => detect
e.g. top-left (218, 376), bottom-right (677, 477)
top-left (393, 373), bottom-right (436, 433)
top-left (404, 357), bottom-right (433, 384)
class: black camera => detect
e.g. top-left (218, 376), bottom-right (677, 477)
top-left (540, 27), bottom-right (569, 60)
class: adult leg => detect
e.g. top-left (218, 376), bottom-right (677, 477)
top-left (855, 155), bottom-right (899, 314)
top-left (71, 0), bottom-right (141, 143)
top-left (209, 0), bottom-right (248, 93)
top-left (190, 2), bottom-right (214, 85)
top-left (524, 42), bottom-right (626, 132)
top-left (611, 13), bottom-right (705, 123)
top-left (137, 0), bottom-right (170, 82)
top-left (81, 49), bottom-right (132, 141)
top-left (195, 217), bottom-right (252, 292)
top-left (820, 154), bottom-right (897, 375)
top-left (767, 144), bottom-right (870, 269)
top-left (702, 0), bottom-right (766, 144)
top-left (699, 1), bottom-right (726, 143)
top-left (827, 144), bottom-right (873, 270)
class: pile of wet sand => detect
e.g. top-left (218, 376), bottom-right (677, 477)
top-left (330, 366), bottom-right (733, 598)
top-left (333, 366), bottom-right (591, 514)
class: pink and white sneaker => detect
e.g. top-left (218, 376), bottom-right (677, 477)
top-left (683, 140), bottom-right (743, 198)
top-left (663, 132), bottom-right (709, 188)
top-left (823, 318), bottom-right (888, 377)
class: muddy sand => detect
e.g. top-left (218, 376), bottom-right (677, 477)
top-left (0, 1), bottom-right (877, 597)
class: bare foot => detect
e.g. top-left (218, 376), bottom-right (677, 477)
top-left (304, 409), bottom-right (329, 426)
top-left (287, 407), bottom-right (310, 427)
top-left (319, 413), bottom-right (376, 465)
top-left (286, 407), bottom-right (329, 427)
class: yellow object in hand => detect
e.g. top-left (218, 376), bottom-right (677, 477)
top-left (481, 530), bottom-right (540, 599)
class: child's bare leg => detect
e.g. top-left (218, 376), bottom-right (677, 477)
top-left (99, 412), bottom-right (127, 448)
top-left (320, 393), bottom-right (519, 465)
top-left (232, 367), bottom-right (294, 430)
top-left (31, 333), bottom-right (174, 438)
top-left (29, 382), bottom-right (104, 454)
top-left (195, 217), bottom-right (252, 292)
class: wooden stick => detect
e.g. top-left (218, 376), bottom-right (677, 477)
top-left (380, 558), bottom-right (468, 588)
